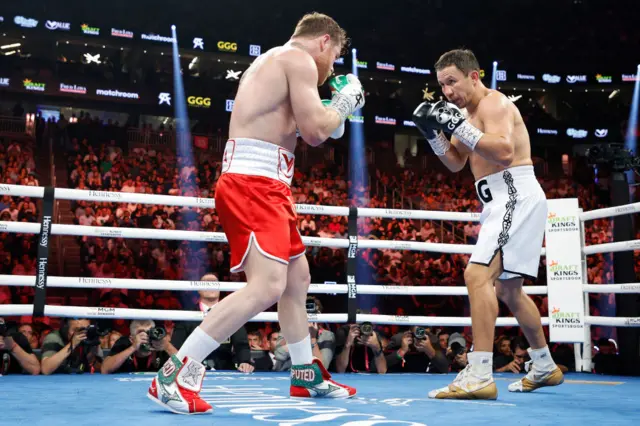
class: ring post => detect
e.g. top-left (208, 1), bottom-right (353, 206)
top-left (33, 186), bottom-right (55, 317)
top-left (346, 206), bottom-right (358, 323)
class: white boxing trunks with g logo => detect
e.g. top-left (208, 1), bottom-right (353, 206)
top-left (469, 165), bottom-right (547, 280)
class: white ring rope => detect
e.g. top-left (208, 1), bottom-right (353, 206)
top-left (0, 274), bottom-right (550, 296)
top-left (0, 304), bottom-right (549, 327)
top-left (580, 203), bottom-right (640, 222)
top-left (1, 182), bottom-right (639, 333)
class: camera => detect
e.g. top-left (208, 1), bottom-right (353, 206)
top-left (78, 324), bottom-right (108, 347)
top-left (140, 327), bottom-right (167, 352)
top-left (450, 342), bottom-right (466, 357)
top-left (413, 327), bottom-right (426, 341)
top-left (0, 319), bottom-right (7, 338)
top-left (306, 297), bottom-right (318, 314)
top-left (359, 322), bottom-right (373, 337)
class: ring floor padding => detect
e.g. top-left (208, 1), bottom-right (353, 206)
top-left (1, 371), bottom-right (637, 425)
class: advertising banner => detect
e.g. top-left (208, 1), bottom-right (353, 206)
top-left (545, 198), bottom-right (585, 342)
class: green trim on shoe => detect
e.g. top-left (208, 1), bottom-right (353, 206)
top-left (290, 363), bottom-right (324, 388)
top-left (158, 355), bottom-right (183, 386)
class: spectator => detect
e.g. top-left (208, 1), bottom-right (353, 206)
top-left (171, 274), bottom-right (253, 372)
top-left (101, 320), bottom-right (177, 373)
top-left (0, 318), bottom-right (40, 375)
top-left (385, 327), bottom-right (448, 373)
top-left (593, 338), bottom-right (620, 375)
top-left (334, 323), bottom-right (387, 374)
top-left (41, 319), bottom-right (104, 375)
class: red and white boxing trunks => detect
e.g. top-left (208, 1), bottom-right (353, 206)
top-left (215, 138), bottom-right (306, 272)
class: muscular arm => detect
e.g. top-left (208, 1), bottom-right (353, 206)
top-left (472, 95), bottom-right (515, 167)
top-left (281, 49), bottom-right (343, 146)
top-left (41, 343), bottom-right (72, 375)
top-left (438, 135), bottom-right (470, 173)
top-left (101, 345), bottom-right (136, 374)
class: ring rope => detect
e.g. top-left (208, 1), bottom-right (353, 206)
top-left (0, 274), bottom-right (550, 296)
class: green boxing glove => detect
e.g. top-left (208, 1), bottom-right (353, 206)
top-left (322, 99), bottom-right (345, 139)
top-left (327, 74), bottom-right (365, 122)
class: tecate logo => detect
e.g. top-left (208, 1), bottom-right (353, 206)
top-left (542, 74), bottom-right (561, 83)
top-left (566, 75), bottom-right (587, 83)
top-left (566, 128), bottom-right (588, 139)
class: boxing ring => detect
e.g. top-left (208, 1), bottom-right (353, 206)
top-left (1, 183), bottom-right (640, 426)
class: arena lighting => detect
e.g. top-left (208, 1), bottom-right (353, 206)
top-left (1, 43), bottom-right (20, 49)
top-left (490, 60), bottom-right (498, 90)
top-left (170, 25), bottom-right (200, 286)
top-left (623, 64), bottom-right (640, 183)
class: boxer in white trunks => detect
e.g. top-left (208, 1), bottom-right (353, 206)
top-left (147, 13), bottom-right (364, 414)
top-left (413, 49), bottom-right (564, 399)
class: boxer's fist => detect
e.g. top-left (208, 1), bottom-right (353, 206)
top-left (413, 100), bottom-right (483, 151)
top-left (322, 100), bottom-right (345, 138)
top-left (412, 102), bottom-right (451, 156)
top-left (327, 74), bottom-right (365, 122)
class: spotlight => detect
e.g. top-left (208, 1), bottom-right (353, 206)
top-left (493, 61), bottom-right (497, 66)
top-left (171, 25), bottom-right (176, 30)
top-left (352, 48), bottom-right (357, 54)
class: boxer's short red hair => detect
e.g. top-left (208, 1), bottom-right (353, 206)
top-left (293, 12), bottom-right (348, 55)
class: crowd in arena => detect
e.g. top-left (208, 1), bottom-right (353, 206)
top-left (0, 112), bottom-right (626, 376)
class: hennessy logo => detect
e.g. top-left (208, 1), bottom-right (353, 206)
top-left (36, 258), bottom-right (47, 289)
top-left (40, 216), bottom-right (52, 247)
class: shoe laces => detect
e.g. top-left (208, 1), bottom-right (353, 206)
top-left (453, 364), bottom-right (471, 384)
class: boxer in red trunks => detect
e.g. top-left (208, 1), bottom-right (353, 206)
top-left (148, 12), bottom-right (365, 414)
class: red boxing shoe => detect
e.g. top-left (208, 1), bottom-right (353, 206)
top-left (290, 358), bottom-right (356, 399)
top-left (147, 355), bottom-right (213, 415)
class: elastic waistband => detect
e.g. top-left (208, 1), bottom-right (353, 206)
top-left (474, 166), bottom-right (541, 204)
top-left (221, 138), bottom-right (295, 186)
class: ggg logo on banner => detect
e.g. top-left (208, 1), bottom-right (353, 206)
top-left (187, 96), bottom-right (211, 107)
top-left (217, 41), bottom-right (237, 52)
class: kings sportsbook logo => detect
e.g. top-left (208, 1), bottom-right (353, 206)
top-left (551, 307), bottom-right (583, 329)
top-left (548, 260), bottom-right (581, 281)
top-left (547, 212), bottom-right (578, 232)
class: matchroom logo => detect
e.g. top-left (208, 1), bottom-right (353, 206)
top-left (548, 260), bottom-right (581, 281)
top-left (547, 212), bottom-right (579, 232)
top-left (551, 307), bottom-right (583, 329)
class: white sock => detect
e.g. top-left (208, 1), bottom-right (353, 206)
top-left (287, 334), bottom-right (313, 366)
top-left (529, 346), bottom-right (556, 371)
top-left (468, 351), bottom-right (493, 378)
top-left (176, 326), bottom-right (220, 363)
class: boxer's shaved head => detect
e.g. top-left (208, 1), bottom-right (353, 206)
top-left (435, 49), bottom-right (480, 76)
top-left (293, 12), bottom-right (348, 54)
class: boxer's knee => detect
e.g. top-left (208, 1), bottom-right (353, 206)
top-left (284, 256), bottom-right (311, 300)
top-left (495, 279), bottom-right (524, 305)
top-left (464, 264), bottom-right (492, 290)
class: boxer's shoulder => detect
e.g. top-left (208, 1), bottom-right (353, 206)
top-left (276, 44), bottom-right (317, 74)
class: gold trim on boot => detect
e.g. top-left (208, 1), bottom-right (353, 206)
top-left (519, 366), bottom-right (564, 392)
top-left (432, 380), bottom-right (498, 400)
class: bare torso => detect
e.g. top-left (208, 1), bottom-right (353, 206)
top-left (463, 90), bottom-right (532, 180)
top-left (228, 46), bottom-right (299, 152)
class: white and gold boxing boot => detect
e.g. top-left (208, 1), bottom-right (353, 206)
top-left (508, 346), bottom-right (564, 392)
top-left (429, 351), bottom-right (497, 400)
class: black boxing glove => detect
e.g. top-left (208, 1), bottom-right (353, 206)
top-left (412, 102), bottom-right (451, 156)
top-left (413, 100), bottom-right (484, 151)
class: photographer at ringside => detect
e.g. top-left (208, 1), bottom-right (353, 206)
top-left (41, 318), bottom-right (105, 375)
top-left (385, 326), bottom-right (449, 373)
top-left (102, 320), bottom-right (177, 373)
top-left (0, 317), bottom-right (40, 375)
top-left (333, 322), bottom-right (387, 374)
top-left (446, 333), bottom-right (469, 373)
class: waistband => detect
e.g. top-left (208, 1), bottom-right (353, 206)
top-left (221, 138), bottom-right (295, 186)
top-left (474, 165), bottom-right (540, 204)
